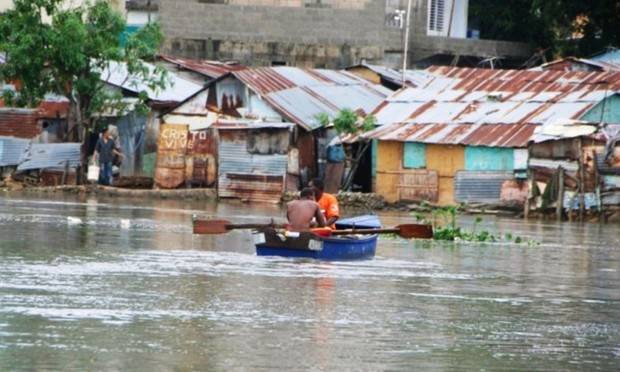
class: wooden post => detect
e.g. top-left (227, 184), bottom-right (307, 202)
top-left (556, 167), bottom-right (564, 221)
top-left (578, 138), bottom-right (586, 222)
top-left (61, 161), bottom-right (69, 185)
top-left (524, 173), bottom-right (531, 219)
top-left (594, 149), bottom-right (604, 223)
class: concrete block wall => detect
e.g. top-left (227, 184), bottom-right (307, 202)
top-left (160, 0), bottom-right (402, 67)
top-left (160, 0), bottom-right (531, 68)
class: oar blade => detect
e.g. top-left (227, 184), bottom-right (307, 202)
top-left (397, 224), bottom-right (434, 239)
top-left (193, 219), bottom-right (231, 234)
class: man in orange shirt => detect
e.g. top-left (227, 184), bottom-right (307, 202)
top-left (310, 178), bottom-right (340, 228)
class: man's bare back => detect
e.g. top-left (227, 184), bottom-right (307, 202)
top-left (287, 199), bottom-right (326, 231)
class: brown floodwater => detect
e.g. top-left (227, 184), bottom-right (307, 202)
top-left (0, 193), bottom-right (619, 371)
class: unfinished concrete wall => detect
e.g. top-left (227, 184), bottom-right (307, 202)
top-left (160, 0), bottom-right (400, 68)
top-left (160, 0), bottom-right (531, 68)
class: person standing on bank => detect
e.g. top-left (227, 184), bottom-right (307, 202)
top-left (310, 178), bottom-right (340, 228)
top-left (93, 127), bottom-right (123, 186)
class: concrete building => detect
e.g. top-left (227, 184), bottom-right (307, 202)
top-left (159, 0), bottom-right (531, 69)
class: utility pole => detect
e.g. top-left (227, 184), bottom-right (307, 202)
top-left (147, 0), bottom-right (152, 24)
top-left (402, 0), bottom-right (413, 87)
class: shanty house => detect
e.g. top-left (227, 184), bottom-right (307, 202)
top-left (216, 122), bottom-right (294, 203)
top-left (366, 66), bottom-right (620, 206)
top-left (165, 66), bottom-right (391, 191)
top-left (526, 93), bottom-right (620, 220)
top-left (100, 60), bottom-right (203, 178)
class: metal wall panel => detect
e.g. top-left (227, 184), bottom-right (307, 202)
top-left (17, 143), bottom-right (81, 171)
top-left (0, 109), bottom-right (40, 138)
top-left (218, 131), bottom-right (288, 203)
top-left (455, 171), bottom-right (514, 203)
top-left (0, 136), bottom-right (29, 167)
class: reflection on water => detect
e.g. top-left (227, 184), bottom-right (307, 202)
top-left (0, 194), bottom-right (619, 371)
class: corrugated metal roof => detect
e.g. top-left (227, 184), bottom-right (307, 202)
top-left (0, 108), bottom-right (40, 138)
top-left (213, 120), bottom-right (294, 130)
top-left (592, 49), bottom-right (620, 64)
top-left (351, 63), bottom-right (443, 88)
top-left (264, 87), bottom-right (339, 131)
top-left (17, 143), bottom-right (81, 171)
top-left (227, 67), bottom-right (390, 130)
top-left (535, 57), bottom-right (620, 72)
top-left (101, 60), bottom-right (203, 104)
top-left (367, 66), bottom-right (620, 147)
top-left (365, 123), bottom-right (537, 148)
top-left (305, 84), bottom-right (389, 115)
top-left (158, 55), bottom-right (245, 79)
top-left (532, 119), bottom-right (601, 143)
top-left (0, 136), bottom-right (29, 167)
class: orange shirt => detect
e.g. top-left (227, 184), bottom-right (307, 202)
top-left (317, 193), bottom-right (340, 226)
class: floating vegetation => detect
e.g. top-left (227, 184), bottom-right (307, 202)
top-left (413, 206), bottom-right (539, 246)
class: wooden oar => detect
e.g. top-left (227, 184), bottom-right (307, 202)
top-left (193, 218), bottom-right (433, 239)
top-left (193, 218), bottom-right (287, 235)
top-left (328, 224), bottom-right (434, 239)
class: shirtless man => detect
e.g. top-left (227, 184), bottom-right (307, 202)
top-left (287, 188), bottom-right (327, 231)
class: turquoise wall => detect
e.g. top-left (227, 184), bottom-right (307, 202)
top-left (465, 146), bottom-right (514, 171)
top-left (403, 142), bottom-right (426, 168)
top-left (581, 95), bottom-right (620, 124)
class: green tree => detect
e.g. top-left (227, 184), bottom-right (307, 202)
top-left (316, 109), bottom-right (377, 191)
top-left (470, 0), bottom-right (620, 59)
top-left (0, 0), bottom-right (166, 174)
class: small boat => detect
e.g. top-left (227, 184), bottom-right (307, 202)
top-left (254, 215), bottom-right (381, 260)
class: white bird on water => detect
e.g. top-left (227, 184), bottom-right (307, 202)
top-left (67, 216), bottom-right (83, 225)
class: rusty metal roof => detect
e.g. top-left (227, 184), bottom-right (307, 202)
top-left (366, 66), bottom-right (620, 147)
top-left (347, 63), bottom-right (441, 88)
top-left (364, 123), bottom-right (538, 148)
top-left (536, 57), bottom-right (620, 72)
top-left (0, 108), bottom-right (40, 138)
top-left (230, 67), bottom-right (390, 130)
top-left (213, 120), bottom-right (294, 130)
top-left (158, 55), bottom-right (245, 80)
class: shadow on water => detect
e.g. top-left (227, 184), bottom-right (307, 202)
top-left (0, 194), bottom-right (619, 371)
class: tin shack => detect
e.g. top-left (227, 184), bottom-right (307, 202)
top-left (366, 66), bottom-right (620, 206)
top-left (215, 121), bottom-right (294, 203)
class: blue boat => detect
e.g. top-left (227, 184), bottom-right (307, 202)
top-left (254, 215), bottom-right (380, 260)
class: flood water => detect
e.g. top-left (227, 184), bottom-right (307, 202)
top-left (0, 194), bottom-right (619, 371)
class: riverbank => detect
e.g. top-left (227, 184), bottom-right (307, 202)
top-left (1, 183), bottom-right (524, 218)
